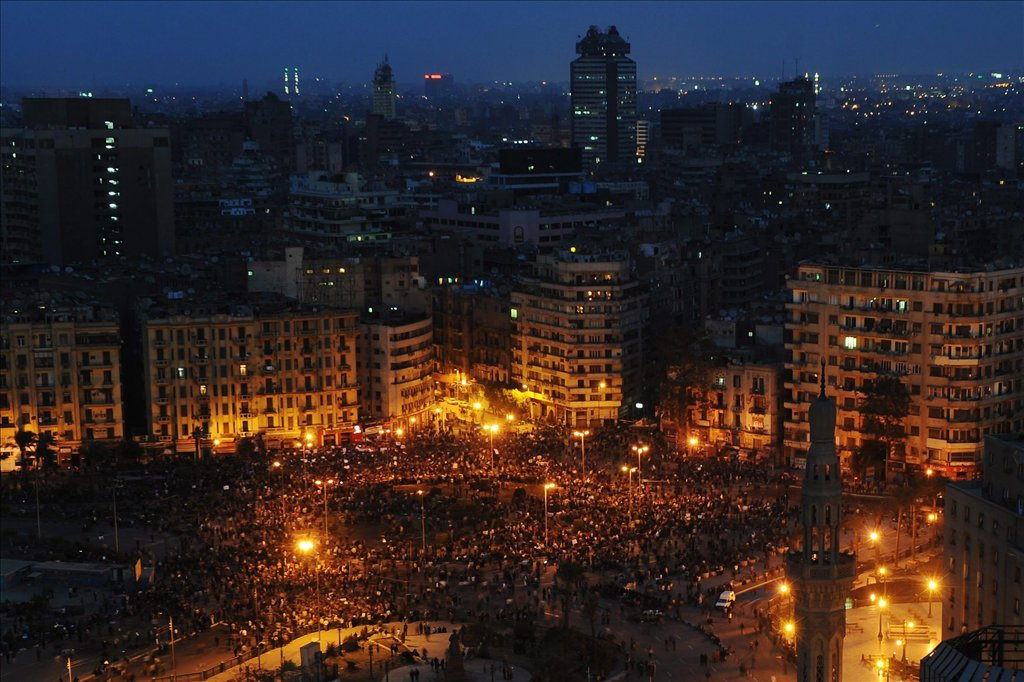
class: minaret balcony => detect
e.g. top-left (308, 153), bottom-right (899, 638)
top-left (785, 550), bottom-right (857, 582)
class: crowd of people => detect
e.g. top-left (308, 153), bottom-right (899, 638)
top-left (1, 420), bottom-right (803, 674)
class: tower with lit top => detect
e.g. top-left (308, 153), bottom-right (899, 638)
top-left (786, 365), bottom-right (856, 682)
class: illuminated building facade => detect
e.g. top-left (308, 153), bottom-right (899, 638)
top-left (1, 98), bottom-right (175, 264)
top-left (0, 294), bottom-right (124, 450)
top-left (678, 357), bottom-right (783, 455)
top-left (570, 25), bottom-right (637, 170)
top-left (784, 263), bottom-right (1024, 479)
top-left (511, 248), bottom-right (647, 427)
top-left (357, 311), bottom-right (433, 429)
top-left (141, 295), bottom-right (359, 450)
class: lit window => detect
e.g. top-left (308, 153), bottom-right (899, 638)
top-left (844, 336), bottom-right (858, 350)
top-left (510, 308), bottom-right (518, 320)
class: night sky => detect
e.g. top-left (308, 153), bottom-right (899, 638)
top-left (1, 1), bottom-right (1021, 89)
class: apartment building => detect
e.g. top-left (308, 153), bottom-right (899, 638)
top-left (140, 294), bottom-right (359, 450)
top-left (943, 434), bottom-right (1024, 636)
top-left (785, 263), bottom-right (1024, 478)
top-left (678, 356), bottom-right (783, 456)
top-left (0, 294), bottom-right (123, 449)
top-left (511, 248), bottom-right (647, 427)
top-left (357, 311), bottom-right (433, 429)
top-left (432, 282), bottom-right (513, 386)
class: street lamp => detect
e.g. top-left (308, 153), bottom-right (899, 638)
top-left (621, 465), bottom-right (637, 522)
top-left (485, 424), bottom-right (499, 470)
top-left (314, 478), bottom-right (336, 541)
top-left (875, 596), bottom-right (887, 650)
top-left (632, 444), bottom-right (649, 488)
top-left (296, 538), bottom-right (322, 643)
top-left (927, 579), bottom-right (938, 617)
top-left (687, 436), bottom-right (698, 456)
top-left (543, 483), bottom-right (556, 545)
top-left (573, 430), bottom-right (590, 481)
top-left (875, 658), bottom-right (889, 681)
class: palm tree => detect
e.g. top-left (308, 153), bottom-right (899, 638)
top-left (35, 432), bottom-right (56, 469)
top-left (14, 429), bottom-right (36, 470)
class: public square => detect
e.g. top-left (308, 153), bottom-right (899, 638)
top-left (0, 413), bottom-right (946, 682)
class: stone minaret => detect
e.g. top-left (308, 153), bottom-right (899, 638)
top-left (786, 366), bottom-right (857, 682)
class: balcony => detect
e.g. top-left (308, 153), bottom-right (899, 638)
top-left (933, 355), bottom-right (980, 367)
top-left (240, 410), bottom-right (258, 418)
top-left (193, 337), bottom-right (208, 346)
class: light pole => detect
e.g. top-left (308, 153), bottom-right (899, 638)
top-left (485, 424), bottom-right (498, 471)
top-left (870, 530), bottom-right (882, 576)
top-left (297, 538), bottom-right (322, 644)
top-left (543, 483), bottom-right (556, 545)
top-left (927, 579), bottom-right (938, 617)
top-left (687, 436), bottom-right (698, 457)
top-left (168, 615), bottom-right (177, 681)
top-left (632, 444), bottom-right (649, 489)
top-left (314, 478), bottom-right (335, 542)
top-left (417, 490), bottom-right (426, 558)
top-left (870, 595), bottom-right (887, 651)
top-left (621, 466), bottom-right (636, 522)
top-left (573, 430), bottom-right (590, 482)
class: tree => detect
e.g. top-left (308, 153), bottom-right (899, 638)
top-left (554, 560), bottom-right (585, 630)
top-left (14, 429), bottom-right (36, 469)
top-left (35, 433), bottom-right (56, 469)
top-left (859, 375), bottom-right (910, 481)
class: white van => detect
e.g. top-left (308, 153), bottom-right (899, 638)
top-left (715, 590), bottom-right (736, 609)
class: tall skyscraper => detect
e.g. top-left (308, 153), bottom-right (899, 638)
top-left (786, 371), bottom-right (856, 682)
top-left (570, 25), bottom-right (637, 170)
top-left (770, 76), bottom-right (817, 162)
top-left (373, 56), bottom-right (396, 121)
top-left (1, 98), bottom-right (175, 264)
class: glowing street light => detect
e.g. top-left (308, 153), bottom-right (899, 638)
top-left (573, 429), bottom-right (590, 481)
top-left (927, 579), bottom-right (938, 617)
top-left (876, 597), bottom-right (887, 650)
top-left (543, 483), bottom-right (556, 545)
top-left (632, 444), bottom-right (649, 488)
top-left (484, 424), bottom-right (499, 470)
top-left (296, 538), bottom-right (322, 643)
top-left (314, 478), bottom-right (336, 541)
top-left (784, 621), bottom-right (794, 635)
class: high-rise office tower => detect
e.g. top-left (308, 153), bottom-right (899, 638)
top-left (373, 56), bottom-right (396, 120)
top-left (0, 98), bottom-right (174, 264)
top-left (570, 25), bottom-right (637, 170)
top-left (770, 76), bottom-right (817, 162)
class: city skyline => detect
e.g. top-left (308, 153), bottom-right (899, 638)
top-left (1, 1), bottom-right (1022, 90)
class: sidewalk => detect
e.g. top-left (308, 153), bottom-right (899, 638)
top-left (208, 621), bottom-right (533, 682)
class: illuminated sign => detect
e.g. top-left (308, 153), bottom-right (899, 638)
top-left (424, 74), bottom-right (443, 80)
